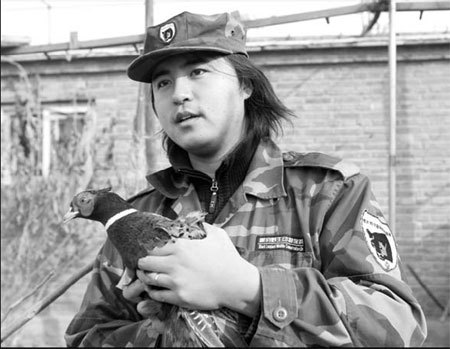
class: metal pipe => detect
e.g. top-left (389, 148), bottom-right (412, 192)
top-left (42, 110), bottom-right (51, 178)
top-left (3, 1), bottom-right (450, 56)
top-left (145, 0), bottom-right (154, 29)
top-left (40, 0), bottom-right (52, 44)
top-left (143, 0), bottom-right (157, 173)
top-left (389, 0), bottom-right (397, 232)
top-left (406, 264), bottom-right (446, 311)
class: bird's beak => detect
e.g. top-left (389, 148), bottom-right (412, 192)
top-left (63, 208), bottom-right (79, 223)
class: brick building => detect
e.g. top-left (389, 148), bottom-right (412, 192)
top-left (1, 34), bottom-right (449, 346)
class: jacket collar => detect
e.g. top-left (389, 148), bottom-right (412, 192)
top-left (242, 138), bottom-right (286, 199)
top-left (146, 138), bottom-right (286, 200)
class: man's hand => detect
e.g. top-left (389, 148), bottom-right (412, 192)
top-left (136, 223), bottom-right (261, 317)
top-left (122, 277), bottom-right (166, 318)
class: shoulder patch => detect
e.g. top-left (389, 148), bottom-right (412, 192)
top-left (126, 186), bottom-right (156, 203)
top-left (361, 210), bottom-right (398, 271)
top-left (282, 151), bottom-right (360, 180)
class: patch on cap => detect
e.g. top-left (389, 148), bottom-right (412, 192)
top-left (159, 22), bottom-right (176, 43)
top-left (361, 210), bottom-right (398, 271)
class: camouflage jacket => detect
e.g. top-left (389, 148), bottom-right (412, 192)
top-left (65, 139), bottom-right (427, 347)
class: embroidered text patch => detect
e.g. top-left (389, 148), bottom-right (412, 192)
top-left (256, 235), bottom-right (304, 252)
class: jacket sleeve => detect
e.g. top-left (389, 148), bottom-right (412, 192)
top-left (64, 239), bottom-right (161, 347)
top-left (250, 172), bottom-right (427, 347)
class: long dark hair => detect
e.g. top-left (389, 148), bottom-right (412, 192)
top-left (225, 53), bottom-right (295, 140)
top-left (151, 52), bottom-right (295, 151)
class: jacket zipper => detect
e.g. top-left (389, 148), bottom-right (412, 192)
top-left (209, 179), bottom-right (218, 214)
top-left (177, 169), bottom-right (219, 214)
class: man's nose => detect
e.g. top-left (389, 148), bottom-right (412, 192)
top-left (172, 76), bottom-right (193, 105)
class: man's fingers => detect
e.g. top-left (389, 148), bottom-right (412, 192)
top-left (136, 269), bottom-right (173, 290)
top-left (147, 288), bottom-right (178, 306)
top-left (122, 279), bottom-right (146, 303)
top-left (145, 241), bottom-right (178, 256)
top-left (137, 255), bottom-right (173, 273)
top-left (202, 222), bottom-right (231, 239)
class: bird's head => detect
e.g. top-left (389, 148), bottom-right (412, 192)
top-left (63, 186), bottom-right (113, 223)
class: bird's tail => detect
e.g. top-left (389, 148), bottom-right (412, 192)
top-left (181, 310), bottom-right (225, 347)
top-left (181, 308), bottom-right (249, 347)
top-left (212, 308), bottom-right (249, 347)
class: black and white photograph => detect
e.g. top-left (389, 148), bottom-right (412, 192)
top-left (1, 0), bottom-right (449, 347)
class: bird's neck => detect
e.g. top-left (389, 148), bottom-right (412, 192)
top-left (104, 208), bottom-right (138, 230)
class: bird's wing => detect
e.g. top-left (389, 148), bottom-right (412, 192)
top-left (142, 211), bottom-right (207, 240)
top-left (107, 212), bottom-right (173, 269)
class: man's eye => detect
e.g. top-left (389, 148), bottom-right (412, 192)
top-left (156, 80), bottom-right (170, 89)
top-left (191, 69), bottom-right (206, 77)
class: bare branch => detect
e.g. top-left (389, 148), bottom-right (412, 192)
top-left (0, 260), bottom-right (94, 344)
top-left (1, 271), bottom-right (55, 325)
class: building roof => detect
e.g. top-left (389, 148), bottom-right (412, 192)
top-left (1, 32), bottom-right (449, 63)
top-left (1, 35), bottom-right (31, 49)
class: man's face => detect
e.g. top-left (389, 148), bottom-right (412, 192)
top-left (152, 53), bottom-right (251, 159)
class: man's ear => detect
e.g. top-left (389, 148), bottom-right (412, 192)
top-left (242, 83), bottom-right (253, 100)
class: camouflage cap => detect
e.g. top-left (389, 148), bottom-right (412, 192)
top-left (127, 11), bottom-right (248, 83)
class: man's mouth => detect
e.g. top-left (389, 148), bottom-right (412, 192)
top-left (176, 112), bottom-right (199, 123)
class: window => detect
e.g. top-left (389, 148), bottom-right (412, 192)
top-left (42, 105), bottom-right (92, 177)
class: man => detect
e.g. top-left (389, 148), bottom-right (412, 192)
top-left (65, 11), bottom-right (427, 347)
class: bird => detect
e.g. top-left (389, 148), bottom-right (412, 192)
top-left (63, 187), bottom-right (247, 347)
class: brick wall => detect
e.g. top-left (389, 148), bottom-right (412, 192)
top-left (1, 39), bottom-right (449, 345)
